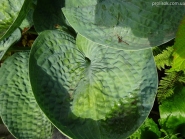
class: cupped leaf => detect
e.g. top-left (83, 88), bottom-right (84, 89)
top-left (0, 28), bottom-right (21, 60)
top-left (33, 0), bottom-right (66, 33)
top-left (159, 86), bottom-right (185, 138)
top-left (0, 52), bottom-right (52, 139)
top-left (62, 0), bottom-right (185, 50)
top-left (0, 0), bottom-right (33, 41)
top-left (171, 16), bottom-right (185, 71)
top-left (29, 30), bottom-right (158, 139)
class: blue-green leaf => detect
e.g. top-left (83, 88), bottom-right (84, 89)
top-left (0, 29), bottom-right (21, 60)
top-left (63, 0), bottom-right (185, 50)
top-left (19, 6), bottom-right (34, 32)
top-left (29, 30), bottom-right (158, 139)
top-left (33, 0), bottom-right (66, 33)
top-left (0, 52), bottom-right (52, 139)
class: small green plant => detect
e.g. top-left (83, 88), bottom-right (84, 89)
top-left (0, 0), bottom-right (185, 139)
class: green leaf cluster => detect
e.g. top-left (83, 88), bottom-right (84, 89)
top-left (128, 85), bottom-right (185, 138)
top-left (154, 16), bottom-right (185, 103)
top-left (129, 15), bottom-right (185, 139)
top-left (129, 118), bottom-right (161, 139)
top-left (125, 11), bottom-right (185, 139)
top-left (157, 70), bottom-right (185, 103)
top-left (154, 46), bottom-right (174, 70)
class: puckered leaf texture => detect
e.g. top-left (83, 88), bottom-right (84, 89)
top-left (29, 30), bottom-right (158, 139)
top-left (0, 52), bottom-right (52, 139)
top-left (63, 0), bottom-right (185, 50)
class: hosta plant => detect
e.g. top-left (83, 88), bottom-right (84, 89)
top-left (0, 0), bottom-right (185, 139)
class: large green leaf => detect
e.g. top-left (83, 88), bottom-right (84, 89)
top-left (62, 0), bottom-right (185, 50)
top-left (0, 52), bottom-right (52, 139)
top-left (29, 30), bottom-right (158, 139)
top-left (33, 0), bottom-right (66, 33)
top-left (159, 86), bottom-right (185, 138)
top-left (171, 16), bottom-right (185, 71)
top-left (0, 0), bottom-right (32, 41)
top-left (0, 29), bottom-right (21, 60)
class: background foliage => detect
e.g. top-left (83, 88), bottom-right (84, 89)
top-left (0, 0), bottom-right (185, 139)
